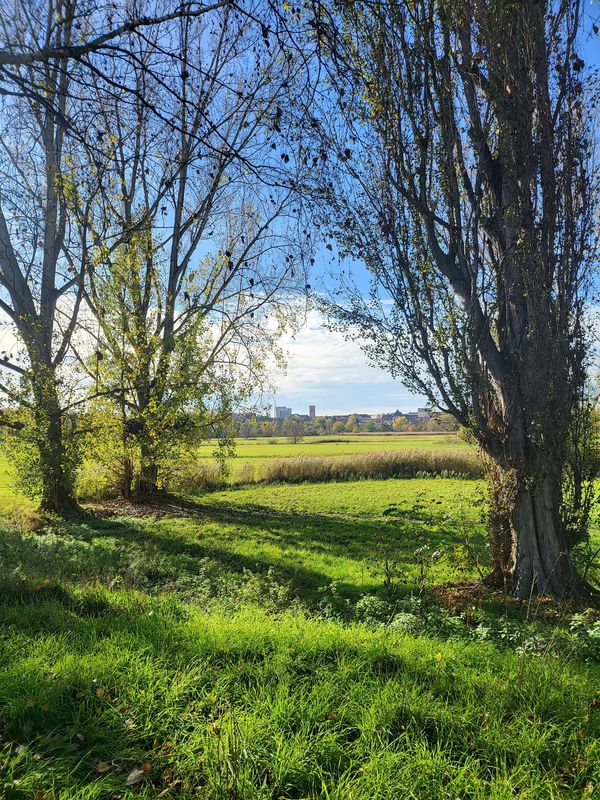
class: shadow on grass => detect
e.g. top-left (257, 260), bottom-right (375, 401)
top-left (0, 493), bottom-right (488, 609)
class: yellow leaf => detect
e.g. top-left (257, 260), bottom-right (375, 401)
top-left (96, 761), bottom-right (111, 773)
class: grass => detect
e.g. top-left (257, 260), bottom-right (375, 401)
top-left (245, 448), bottom-right (483, 483)
top-left (196, 434), bottom-right (468, 482)
top-left (1, 591), bottom-right (598, 800)
top-left (197, 433), bottom-right (466, 460)
top-left (1, 441), bottom-right (600, 798)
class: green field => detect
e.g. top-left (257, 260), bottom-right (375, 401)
top-left (200, 433), bottom-right (466, 476)
top-left (1, 436), bottom-right (599, 798)
top-left (198, 433), bottom-right (465, 459)
top-left (0, 434), bottom-right (470, 499)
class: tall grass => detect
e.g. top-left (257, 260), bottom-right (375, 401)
top-left (250, 448), bottom-right (483, 484)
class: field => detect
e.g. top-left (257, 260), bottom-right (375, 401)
top-left (0, 436), bottom-right (599, 799)
top-left (198, 434), bottom-right (469, 482)
top-left (197, 433), bottom-right (466, 461)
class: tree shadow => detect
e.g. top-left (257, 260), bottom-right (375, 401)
top-left (0, 493), bottom-right (488, 609)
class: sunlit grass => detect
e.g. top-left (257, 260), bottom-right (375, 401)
top-left (1, 441), bottom-right (599, 798)
top-left (0, 590), bottom-right (598, 799)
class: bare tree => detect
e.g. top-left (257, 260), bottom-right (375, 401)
top-left (0, 1), bottom-right (230, 94)
top-left (309, 0), bottom-right (599, 599)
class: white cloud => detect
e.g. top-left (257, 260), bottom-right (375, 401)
top-left (270, 310), bottom-right (426, 415)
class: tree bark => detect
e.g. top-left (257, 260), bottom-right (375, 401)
top-left (30, 364), bottom-right (77, 513)
top-left (136, 441), bottom-right (159, 498)
top-left (486, 454), bottom-right (598, 602)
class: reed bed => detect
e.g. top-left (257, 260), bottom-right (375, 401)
top-left (240, 448), bottom-right (483, 485)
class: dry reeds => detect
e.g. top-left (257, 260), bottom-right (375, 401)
top-left (241, 448), bottom-right (483, 485)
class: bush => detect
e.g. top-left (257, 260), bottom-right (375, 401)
top-left (167, 461), bottom-right (226, 493)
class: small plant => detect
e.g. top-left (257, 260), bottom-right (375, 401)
top-left (368, 542), bottom-right (405, 600)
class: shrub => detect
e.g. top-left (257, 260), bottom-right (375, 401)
top-left (167, 461), bottom-right (226, 493)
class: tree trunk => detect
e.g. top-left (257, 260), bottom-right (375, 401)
top-left (487, 458), bottom-right (597, 602)
top-left (30, 365), bottom-right (77, 513)
top-left (119, 456), bottom-right (134, 500)
top-left (136, 443), bottom-right (159, 498)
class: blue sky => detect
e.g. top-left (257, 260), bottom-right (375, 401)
top-left (270, 6), bottom-right (600, 417)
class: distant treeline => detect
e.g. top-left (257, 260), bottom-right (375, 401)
top-left (235, 413), bottom-right (460, 440)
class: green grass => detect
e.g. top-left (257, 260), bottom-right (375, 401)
top-left (198, 433), bottom-right (466, 460)
top-left (1, 591), bottom-right (598, 800)
top-left (1, 441), bottom-right (600, 798)
top-left (199, 434), bottom-right (467, 481)
top-left (2, 479), bottom-right (486, 605)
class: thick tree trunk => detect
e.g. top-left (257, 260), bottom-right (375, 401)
top-left (136, 443), bottom-right (159, 498)
top-left (119, 456), bottom-right (134, 500)
top-left (487, 459), bottom-right (598, 602)
top-left (31, 365), bottom-right (77, 514)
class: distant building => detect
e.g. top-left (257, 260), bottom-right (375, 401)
top-left (416, 408), bottom-right (430, 419)
top-left (274, 406), bottom-right (292, 420)
top-left (309, 405), bottom-right (316, 418)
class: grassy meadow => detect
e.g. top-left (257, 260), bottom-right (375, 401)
top-left (196, 432), bottom-right (466, 460)
top-left (1, 435), bottom-right (599, 798)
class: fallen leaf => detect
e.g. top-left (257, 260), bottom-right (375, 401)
top-left (124, 767), bottom-right (147, 787)
top-left (96, 761), bottom-right (111, 773)
top-left (157, 780), bottom-right (182, 797)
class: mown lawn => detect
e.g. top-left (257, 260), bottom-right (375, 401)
top-left (196, 433), bottom-right (466, 462)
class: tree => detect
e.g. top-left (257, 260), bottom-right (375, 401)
top-left (0, 0), bottom-right (310, 511)
top-left (427, 413), bottom-right (459, 433)
top-left (345, 413), bottom-right (359, 432)
top-left (392, 416), bottom-right (407, 432)
top-left (312, 0), bottom-right (599, 599)
top-left (0, 1), bottom-right (245, 512)
top-left (282, 415), bottom-right (305, 443)
top-left (75, 6), bottom-right (308, 497)
top-left (0, 7), bottom-right (95, 511)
